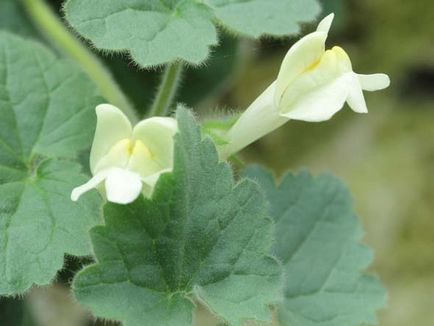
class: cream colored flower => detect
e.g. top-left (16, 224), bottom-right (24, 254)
top-left (220, 13), bottom-right (390, 158)
top-left (71, 104), bottom-right (177, 204)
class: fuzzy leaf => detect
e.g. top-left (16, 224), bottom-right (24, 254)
top-left (64, 0), bottom-right (217, 67)
top-left (207, 0), bottom-right (321, 37)
top-left (73, 108), bottom-right (281, 326)
top-left (0, 33), bottom-right (102, 295)
top-left (0, 0), bottom-right (36, 37)
top-left (243, 166), bottom-right (386, 326)
top-left (64, 0), bottom-right (320, 67)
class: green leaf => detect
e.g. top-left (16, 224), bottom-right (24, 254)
top-left (243, 166), bottom-right (386, 326)
top-left (207, 0), bottom-right (321, 37)
top-left (0, 33), bottom-right (102, 295)
top-left (64, 0), bottom-right (320, 67)
top-left (0, 0), bottom-right (37, 37)
top-left (73, 108), bottom-right (281, 326)
top-left (64, 1), bottom-right (217, 67)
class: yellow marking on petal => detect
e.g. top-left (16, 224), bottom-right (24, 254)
top-left (131, 140), bottom-right (153, 159)
top-left (126, 139), bottom-right (161, 178)
top-left (303, 58), bottom-right (321, 73)
top-left (120, 139), bottom-right (153, 159)
top-left (126, 140), bottom-right (135, 155)
top-left (93, 138), bottom-right (132, 173)
top-left (114, 139), bottom-right (133, 154)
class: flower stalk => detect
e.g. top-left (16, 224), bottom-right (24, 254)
top-left (149, 61), bottom-right (183, 117)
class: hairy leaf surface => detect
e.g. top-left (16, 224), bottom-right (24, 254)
top-left (73, 108), bottom-right (281, 326)
top-left (0, 33), bottom-right (102, 295)
top-left (244, 167), bottom-right (386, 326)
top-left (64, 0), bottom-right (320, 67)
top-left (207, 0), bottom-right (321, 37)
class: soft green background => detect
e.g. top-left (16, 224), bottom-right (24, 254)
top-left (0, 0), bottom-right (433, 325)
top-left (226, 1), bottom-right (434, 325)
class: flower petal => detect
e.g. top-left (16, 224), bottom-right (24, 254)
top-left (132, 117), bottom-right (177, 170)
top-left (347, 74), bottom-right (368, 113)
top-left (275, 32), bottom-right (327, 105)
top-left (105, 168), bottom-right (142, 204)
top-left (71, 169), bottom-right (111, 201)
top-left (127, 140), bottom-right (162, 178)
top-left (358, 73), bottom-right (391, 91)
top-left (281, 73), bottom-right (353, 122)
top-left (276, 14), bottom-right (336, 103)
top-left (93, 138), bottom-right (132, 173)
top-left (274, 14), bottom-right (336, 106)
top-left (142, 169), bottom-right (171, 188)
top-left (279, 47), bottom-right (351, 115)
top-left (140, 168), bottom-right (171, 197)
top-left (220, 82), bottom-right (288, 159)
top-left (316, 13), bottom-right (335, 33)
top-left (90, 104), bottom-right (132, 174)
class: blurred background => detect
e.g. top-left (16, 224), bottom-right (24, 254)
top-left (1, 0), bottom-right (433, 325)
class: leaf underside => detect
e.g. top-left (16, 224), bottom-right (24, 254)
top-left (73, 108), bottom-right (282, 326)
top-left (243, 167), bottom-right (386, 326)
top-left (64, 0), bottom-right (321, 67)
top-left (0, 33), bottom-right (102, 295)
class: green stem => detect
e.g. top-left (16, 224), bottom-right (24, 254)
top-left (149, 61), bottom-right (183, 117)
top-left (22, 0), bottom-right (138, 123)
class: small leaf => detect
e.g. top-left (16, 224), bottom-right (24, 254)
top-left (73, 108), bottom-right (281, 326)
top-left (0, 33), bottom-right (102, 295)
top-left (64, 0), bottom-right (321, 67)
top-left (243, 166), bottom-right (386, 326)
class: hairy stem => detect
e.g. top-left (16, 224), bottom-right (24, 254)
top-left (22, 0), bottom-right (138, 123)
top-left (149, 61), bottom-right (183, 117)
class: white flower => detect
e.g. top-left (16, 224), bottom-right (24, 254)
top-left (219, 13), bottom-right (390, 158)
top-left (71, 104), bottom-right (177, 204)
